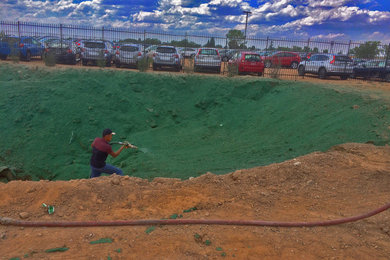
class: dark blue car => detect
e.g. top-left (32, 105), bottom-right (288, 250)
top-left (0, 36), bottom-right (45, 61)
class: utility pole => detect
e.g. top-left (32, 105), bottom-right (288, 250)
top-left (243, 11), bottom-right (252, 40)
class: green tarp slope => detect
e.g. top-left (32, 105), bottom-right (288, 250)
top-left (0, 64), bottom-right (389, 181)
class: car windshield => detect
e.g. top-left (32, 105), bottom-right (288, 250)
top-left (47, 40), bottom-right (71, 48)
top-left (2, 37), bottom-right (19, 44)
top-left (199, 49), bottom-right (218, 55)
top-left (157, 47), bottom-right (175, 53)
top-left (84, 42), bottom-right (105, 48)
top-left (121, 46), bottom-right (139, 52)
top-left (244, 54), bottom-right (261, 61)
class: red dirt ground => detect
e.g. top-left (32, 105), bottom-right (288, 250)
top-left (1, 143), bottom-right (390, 259)
top-left (1, 60), bottom-right (390, 259)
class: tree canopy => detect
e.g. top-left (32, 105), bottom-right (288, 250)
top-left (226, 29), bottom-right (246, 49)
top-left (350, 41), bottom-right (381, 59)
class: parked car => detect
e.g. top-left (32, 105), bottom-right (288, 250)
top-left (263, 51), bottom-right (301, 69)
top-left (80, 40), bottom-right (113, 66)
top-left (180, 47), bottom-right (197, 58)
top-left (228, 51), bottom-right (264, 76)
top-left (297, 53), bottom-right (353, 79)
top-left (351, 60), bottom-right (390, 82)
top-left (194, 48), bottom-right (221, 73)
top-left (0, 36), bottom-right (44, 61)
top-left (115, 44), bottom-right (144, 68)
top-left (152, 45), bottom-right (182, 71)
top-left (43, 39), bottom-right (80, 64)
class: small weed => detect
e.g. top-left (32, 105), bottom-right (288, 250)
top-left (96, 57), bottom-right (106, 68)
top-left (227, 63), bottom-right (238, 77)
top-left (43, 53), bottom-right (56, 67)
top-left (138, 57), bottom-right (150, 72)
top-left (268, 62), bottom-right (282, 79)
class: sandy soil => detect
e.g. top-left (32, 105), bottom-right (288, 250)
top-left (0, 143), bottom-right (390, 259)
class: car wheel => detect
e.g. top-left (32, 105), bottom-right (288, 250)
top-left (291, 62), bottom-right (298, 69)
top-left (115, 61), bottom-right (121, 68)
top-left (258, 72), bottom-right (263, 76)
top-left (318, 68), bottom-right (327, 79)
top-left (340, 75), bottom-right (348, 80)
top-left (265, 61), bottom-right (272, 68)
top-left (385, 73), bottom-right (390, 82)
top-left (298, 65), bottom-right (305, 76)
top-left (0, 54), bottom-right (7, 60)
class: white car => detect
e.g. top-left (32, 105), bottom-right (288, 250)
top-left (298, 53), bottom-right (353, 80)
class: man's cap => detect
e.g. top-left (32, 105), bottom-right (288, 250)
top-left (102, 128), bottom-right (116, 137)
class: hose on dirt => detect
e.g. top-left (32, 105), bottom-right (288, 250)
top-left (1, 202), bottom-right (389, 228)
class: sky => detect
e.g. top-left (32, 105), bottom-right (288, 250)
top-left (1, 0), bottom-right (390, 43)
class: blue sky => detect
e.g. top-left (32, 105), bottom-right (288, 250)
top-left (1, 0), bottom-right (390, 43)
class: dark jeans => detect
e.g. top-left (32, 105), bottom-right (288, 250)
top-left (90, 164), bottom-right (123, 178)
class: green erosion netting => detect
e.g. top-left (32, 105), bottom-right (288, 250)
top-left (0, 63), bottom-right (390, 181)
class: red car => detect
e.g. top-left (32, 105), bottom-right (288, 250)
top-left (263, 51), bottom-right (301, 69)
top-left (228, 51), bottom-right (264, 76)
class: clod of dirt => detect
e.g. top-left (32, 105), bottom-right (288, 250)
top-left (18, 212), bottom-right (30, 219)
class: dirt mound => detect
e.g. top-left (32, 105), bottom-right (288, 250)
top-left (1, 143), bottom-right (389, 259)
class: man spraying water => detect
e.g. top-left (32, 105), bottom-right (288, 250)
top-left (89, 128), bottom-right (136, 178)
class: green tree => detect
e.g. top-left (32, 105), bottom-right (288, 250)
top-left (351, 41), bottom-right (380, 59)
top-left (170, 39), bottom-right (200, 48)
top-left (204, 37), bottom-right (216, 47)
top-left (323, 49), bottom-right (328, 53)
top-left (312, 47), bottom-right (319, 53)
top-left (226, 29), bottom-right (245, 49)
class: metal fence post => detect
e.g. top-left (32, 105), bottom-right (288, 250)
top-left (385, 43), bottom-right (390, 68)
top-left (143, 29), bottom-right (146, 56)
top-left (265, 36), bottom-right (269, 52)
top-left (60, 24), bottom-right (63, 47)
top-left (344, 40), bottom-right (352, 73)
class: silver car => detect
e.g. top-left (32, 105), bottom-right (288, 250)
top-left (298, 53), bottom-right (353, 80)
top-left (152, 46), bottom-right (182, 71)
top-left (194, 48), bottom-right (221, 73)
top-left (115, 44), bottom-right (144, 68)
top-left (80, 40), bottom-right (113, 66)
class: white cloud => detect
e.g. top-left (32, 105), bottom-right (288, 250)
top-left (312, 33), bottom-right (346, 39)
top-left (306, 0), bottom-right (350, 8)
